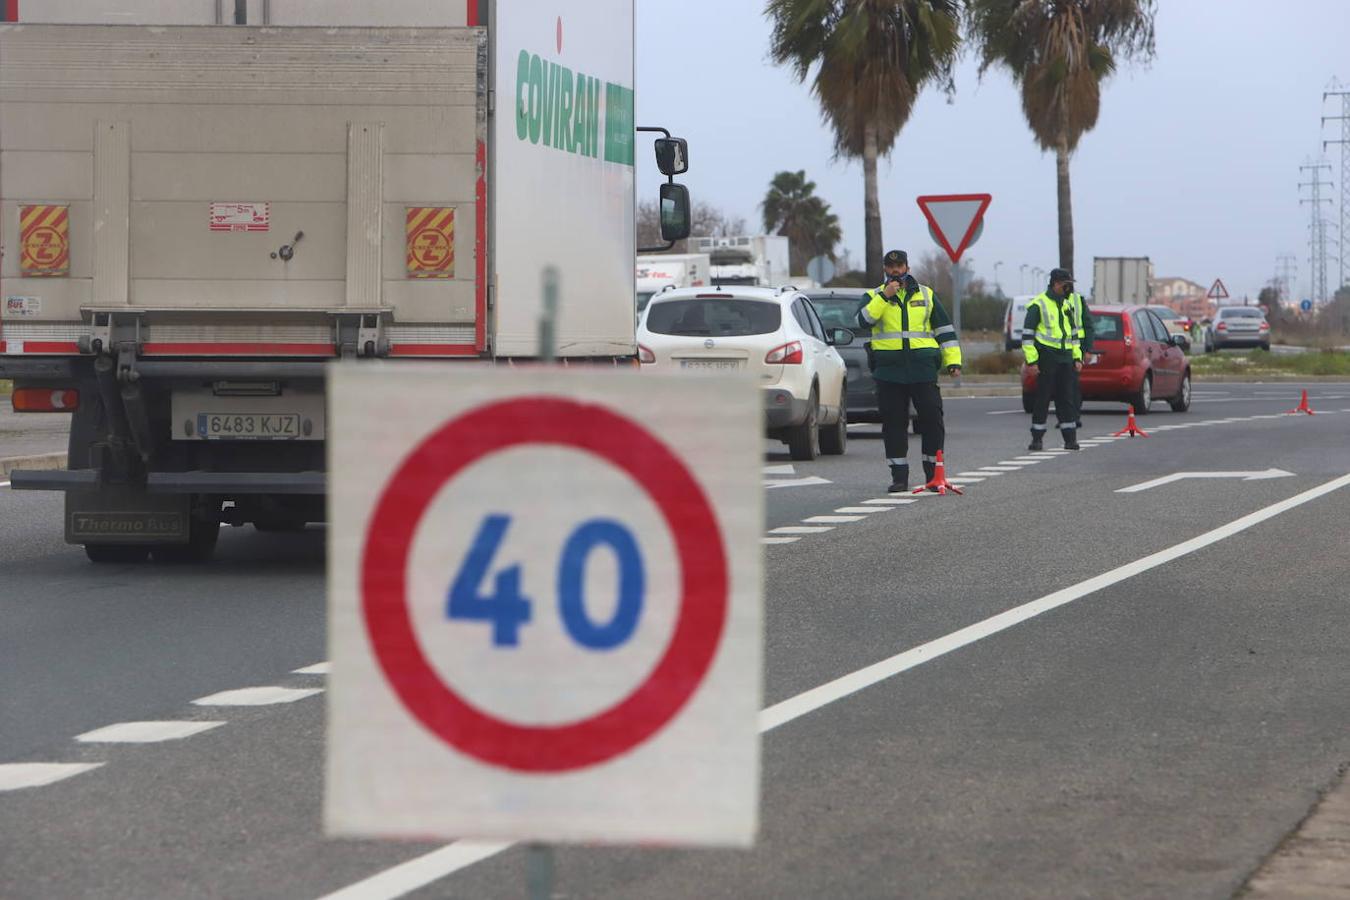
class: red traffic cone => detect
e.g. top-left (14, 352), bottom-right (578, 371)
top-left (1285, 389), bottom-right (1316, 415)
top-left (1112, 405), bottom-right (1150, 438)
top-left (914, 450), bottom-right (963, 495)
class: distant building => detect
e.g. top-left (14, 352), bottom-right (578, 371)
top-left (1150, 276), bottom-right (1211, 320)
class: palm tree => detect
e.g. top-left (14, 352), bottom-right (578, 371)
top-left (762, 170), bottom-right (844, 273)
top-left (966, 0), bottom-right (1156, 273)
top-left (767, 0), bottom-right (961, 285)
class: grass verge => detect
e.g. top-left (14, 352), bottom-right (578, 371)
top-left (1189, 349), bottom-right (1350, 377)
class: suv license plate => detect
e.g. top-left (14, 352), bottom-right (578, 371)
top-left (680, 360), bottom-right (743, 371)
top-left (197, 413), bottom-right (301, 440)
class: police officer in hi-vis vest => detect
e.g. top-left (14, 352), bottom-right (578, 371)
top-left (1022, 268), bottom-right (1094, 451)
top-left (857, 250), bottom-right (963, 492)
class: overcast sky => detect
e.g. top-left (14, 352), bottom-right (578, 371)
top-left (635, 0), bottom-right (1350, 301)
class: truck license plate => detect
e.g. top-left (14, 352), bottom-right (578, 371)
top-left (196, 413), bottom-right (301, 440)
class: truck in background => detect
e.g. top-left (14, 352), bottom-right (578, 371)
top-left (1092, 257), bottom-right (1154, 305)
top-left (635, 253), bottom-right (710, 314)
top-left (689, 235), bottom-right (791, 288)
top-left (0, 0), bottom-right (691, 562)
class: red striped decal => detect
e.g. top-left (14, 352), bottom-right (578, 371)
top-left (2, 0), bottom-right (17, 22)
top-left (465, 0), bottom-right (477, 26)
top-left (140, 343), bottom-right (336, 357)
top-left (0, 341), bottom-right (81, 355)
top-left (389, 344), bottom-right (480, 358)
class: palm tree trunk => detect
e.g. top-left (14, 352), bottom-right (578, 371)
top-left (1055, 136), bottom-right (1074, 273)
top-left (863, 123), bottom-right (882, 285)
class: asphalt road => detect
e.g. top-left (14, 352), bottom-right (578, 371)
top-left (2, 383), bottom-right (1350, 899)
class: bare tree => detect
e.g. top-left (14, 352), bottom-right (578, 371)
top-left (636, 200), bottom-right (748, 254)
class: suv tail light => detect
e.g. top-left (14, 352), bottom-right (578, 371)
top-left (765, 341), bottom-right (803, 364)
top-left (13, 388), bottom-right (79, 412)
top-left (638, 344), bottom-right (656, 364)
top-left (1259, 321), bottom-right (1270, 331)
top-left (1216, 321), bottom-right (1228, 331)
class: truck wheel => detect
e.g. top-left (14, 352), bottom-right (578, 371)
top-left (820, 394), bottom-right (847, 455)
top-left (788, 388), bottom-right (820, 461)
top-left (151, 517), bottom-right (221, 564)
top-left (1022, 392), bottom-right (1035, 414)
top-left (84, 544), bottom-right (150, 564)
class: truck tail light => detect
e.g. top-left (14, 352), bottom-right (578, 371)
top-left (765, 341), bottom-right (803, 364)
top-left (13, 388), bottom-right (79, 412)
top-left (638, 344), bottom-right (656, 364)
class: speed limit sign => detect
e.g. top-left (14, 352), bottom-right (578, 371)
top-left (326, 368), bottom-right (763, 847)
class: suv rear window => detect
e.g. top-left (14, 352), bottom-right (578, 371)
top-left (645, 299), bottom-right (781, 337)
top-left (1220, 308), bottom-right (1263, 318)
top-left (1089, 312), bottom-right (1123, 341)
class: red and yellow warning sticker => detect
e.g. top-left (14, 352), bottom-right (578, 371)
top-left (406, 207), bottom-right (455, 279)
top-left (20, 205), bottom-right (70, 277)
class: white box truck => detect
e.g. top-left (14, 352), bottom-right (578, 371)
top-left (0, 0), bottom-right (690, 561)
top-left (635, 253), bottom-right (710, 313)
top-left (690, 235), bottom-right (791, 287)
top-left (1092, 257), bottom-right (1153, 305)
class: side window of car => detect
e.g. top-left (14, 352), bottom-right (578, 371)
top-left (803, 299), bottom-right (828, 343)
top-left (790, 300), bottom-right (811, 336)
top-left (1143, 312), bottom-right (1167, 343)
top-left (1132, 312), bottom-right (1155, 344)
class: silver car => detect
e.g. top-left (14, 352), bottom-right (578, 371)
top-left (1205, 306), bottom-right (1270, 352)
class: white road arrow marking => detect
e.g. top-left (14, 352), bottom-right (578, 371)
top-left (1116, 469), bottom-right (1295, 493)
top-left (764, 475), bottom-right (832, 490)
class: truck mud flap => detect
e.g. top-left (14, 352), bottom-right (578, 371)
top-left (66, 489), bottom-right (190, 545)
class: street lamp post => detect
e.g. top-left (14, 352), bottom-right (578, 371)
top-left (994, 261), bottom-right (1004, 297)
top-left (1019, 263), bottom-right (1028, 293)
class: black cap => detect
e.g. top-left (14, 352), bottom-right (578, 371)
top-left (1049, 268), bottom-right (1074, 284)
top-left (883, 250), bottom-right (908, 266)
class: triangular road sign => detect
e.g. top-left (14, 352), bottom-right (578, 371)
top-left (916, 193), bottom-right (992, 264)
top-left (1208, 278), bottom-right (1230, 300)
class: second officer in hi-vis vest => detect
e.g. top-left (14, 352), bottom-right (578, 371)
top-left (1022, 267), bottom-right (1095, 451)
top-left (857, 250), bottom-right (963, 492)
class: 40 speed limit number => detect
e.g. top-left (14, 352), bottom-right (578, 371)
top-left (326, 369), bottom-right (763, 847)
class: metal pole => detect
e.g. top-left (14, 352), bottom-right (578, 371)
top-left (951, 262), bottom-right (963, 334)
top-left (540, 266), bottom-right (560, 362)
top-left (1019, 264), bottom-right (1028, 294)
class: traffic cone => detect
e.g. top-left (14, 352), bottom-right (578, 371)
top-left (1112, 405), bottom-right (1150, 438)
top-left (914, 450), bottom-right (964, 495)
top-left (1285, 389), bottom-right (1316, 415)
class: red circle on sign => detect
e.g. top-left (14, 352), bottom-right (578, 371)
top-left (360, 397), bottom-right (729, 772)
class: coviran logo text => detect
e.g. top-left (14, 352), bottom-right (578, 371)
top-left (515, 49), bottom-right (633, 166)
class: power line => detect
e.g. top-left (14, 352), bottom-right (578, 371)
top-left (1299, 158), bottom-right (1336, 304)
top-left (1324, 78), bottom-right (1350, 292)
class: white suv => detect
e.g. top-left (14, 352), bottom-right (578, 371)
top-left (637, 286), bottom-right (851, 460)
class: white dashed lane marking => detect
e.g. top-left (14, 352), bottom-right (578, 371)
top-left (803, 515), bottom-right (867, 524)
top-left (769, 525), bottom-right (834, 535)
top-left (191, 686), bottom-right (323, 707)
top-left (834, 507), bottom-right (890, 514)
top-left (862, 497), bottom-right (918, 505)
top-left (75, 721), bottom-right (225, 744)
top-left (293, 662), bottom-right (331, 675)
top-left (762, 536), bottom-right (801, 545)
top-left (0, 763), bottom-right (103, 792)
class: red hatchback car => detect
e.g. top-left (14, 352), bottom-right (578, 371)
top-left (1022, 304), bottom-right (1192, 414)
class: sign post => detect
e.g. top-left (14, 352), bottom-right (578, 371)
top-left (326, 367), bottom-right (763, 851)
top-left (916, 193), bottom-right (992, 334)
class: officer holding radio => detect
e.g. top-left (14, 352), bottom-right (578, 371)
top-left (857, 250), bottom-right (963, 493)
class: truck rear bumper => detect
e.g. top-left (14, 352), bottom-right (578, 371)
top-left (10, 468), bottom-right (325, 495)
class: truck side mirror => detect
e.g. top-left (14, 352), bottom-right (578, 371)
top-left (659, 182), bottom-right (690, 242)
top-left (654, 137), bottom-right (688, 176)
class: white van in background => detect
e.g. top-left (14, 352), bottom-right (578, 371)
top-left (1003, 294), bottom-right (1037, 350)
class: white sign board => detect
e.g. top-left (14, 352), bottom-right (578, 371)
top-left (326, 368), bottom-right (762, 846)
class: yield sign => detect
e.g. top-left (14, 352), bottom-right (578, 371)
top-left (1208, 278), bottom-right (1230, 300)
top-left (916, 193), bottom-right (992, 264)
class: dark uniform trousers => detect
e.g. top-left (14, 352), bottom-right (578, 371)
top-left (1031, 358), bottom-right (1080, 434)
top-left (878, 380), bottom-right (944, 481)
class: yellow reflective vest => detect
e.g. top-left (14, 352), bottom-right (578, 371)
top-left (861, 282), bottom-right (962, 369)
top-left (1022, 292), bottom-right (1085, 364)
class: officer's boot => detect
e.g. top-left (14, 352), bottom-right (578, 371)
top-left (887, 463), bottom-right (909, 493)
top-left (1062, 427), bottom-right (1080, 451)
top-left (922, 458), bottom-right (936, 485)
top-left (1028, 429), bottom-right (1044, 452)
